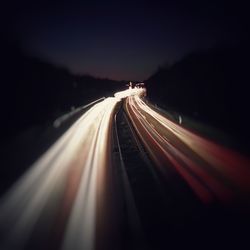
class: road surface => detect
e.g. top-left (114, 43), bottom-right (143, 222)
top-left (0, 87), bottom-right (250, 250)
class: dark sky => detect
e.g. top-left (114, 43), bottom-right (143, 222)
top-left (3, 0), bottom-right (249, 81)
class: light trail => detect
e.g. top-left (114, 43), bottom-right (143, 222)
top-left (125, 92), bottom-right (250, 205)
top-left (0, 88), bottom-right (144, 250)
top-left (1, 86), bottom-right (249, 249)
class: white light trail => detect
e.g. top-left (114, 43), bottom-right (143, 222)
top-left (0, 88), bottom-right (144, 250)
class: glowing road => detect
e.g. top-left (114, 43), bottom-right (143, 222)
top-left (0, 88), bottom-right (143, 250)
top-left (125, 93), bottom-right (250, 205)
top-left (0, 87), bottom-right (249, 250)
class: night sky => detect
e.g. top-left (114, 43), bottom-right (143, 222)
top-left (3, 0), bottom-right (249, 81)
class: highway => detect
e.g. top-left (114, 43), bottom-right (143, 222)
top-left (125, 93), bottom-right (250, 205)
top-left (0, 88), bottom-right (143, 250)
top-left (0, 87), bottom-right (250, 250)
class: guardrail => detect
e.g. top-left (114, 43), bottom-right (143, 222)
top-left (53, 97), bottom-right (105, 128)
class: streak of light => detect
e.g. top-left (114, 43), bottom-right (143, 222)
top-left (125, 94), bottom-right (250, 205)
top-left (0, 88), bottom-right (144, 250)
